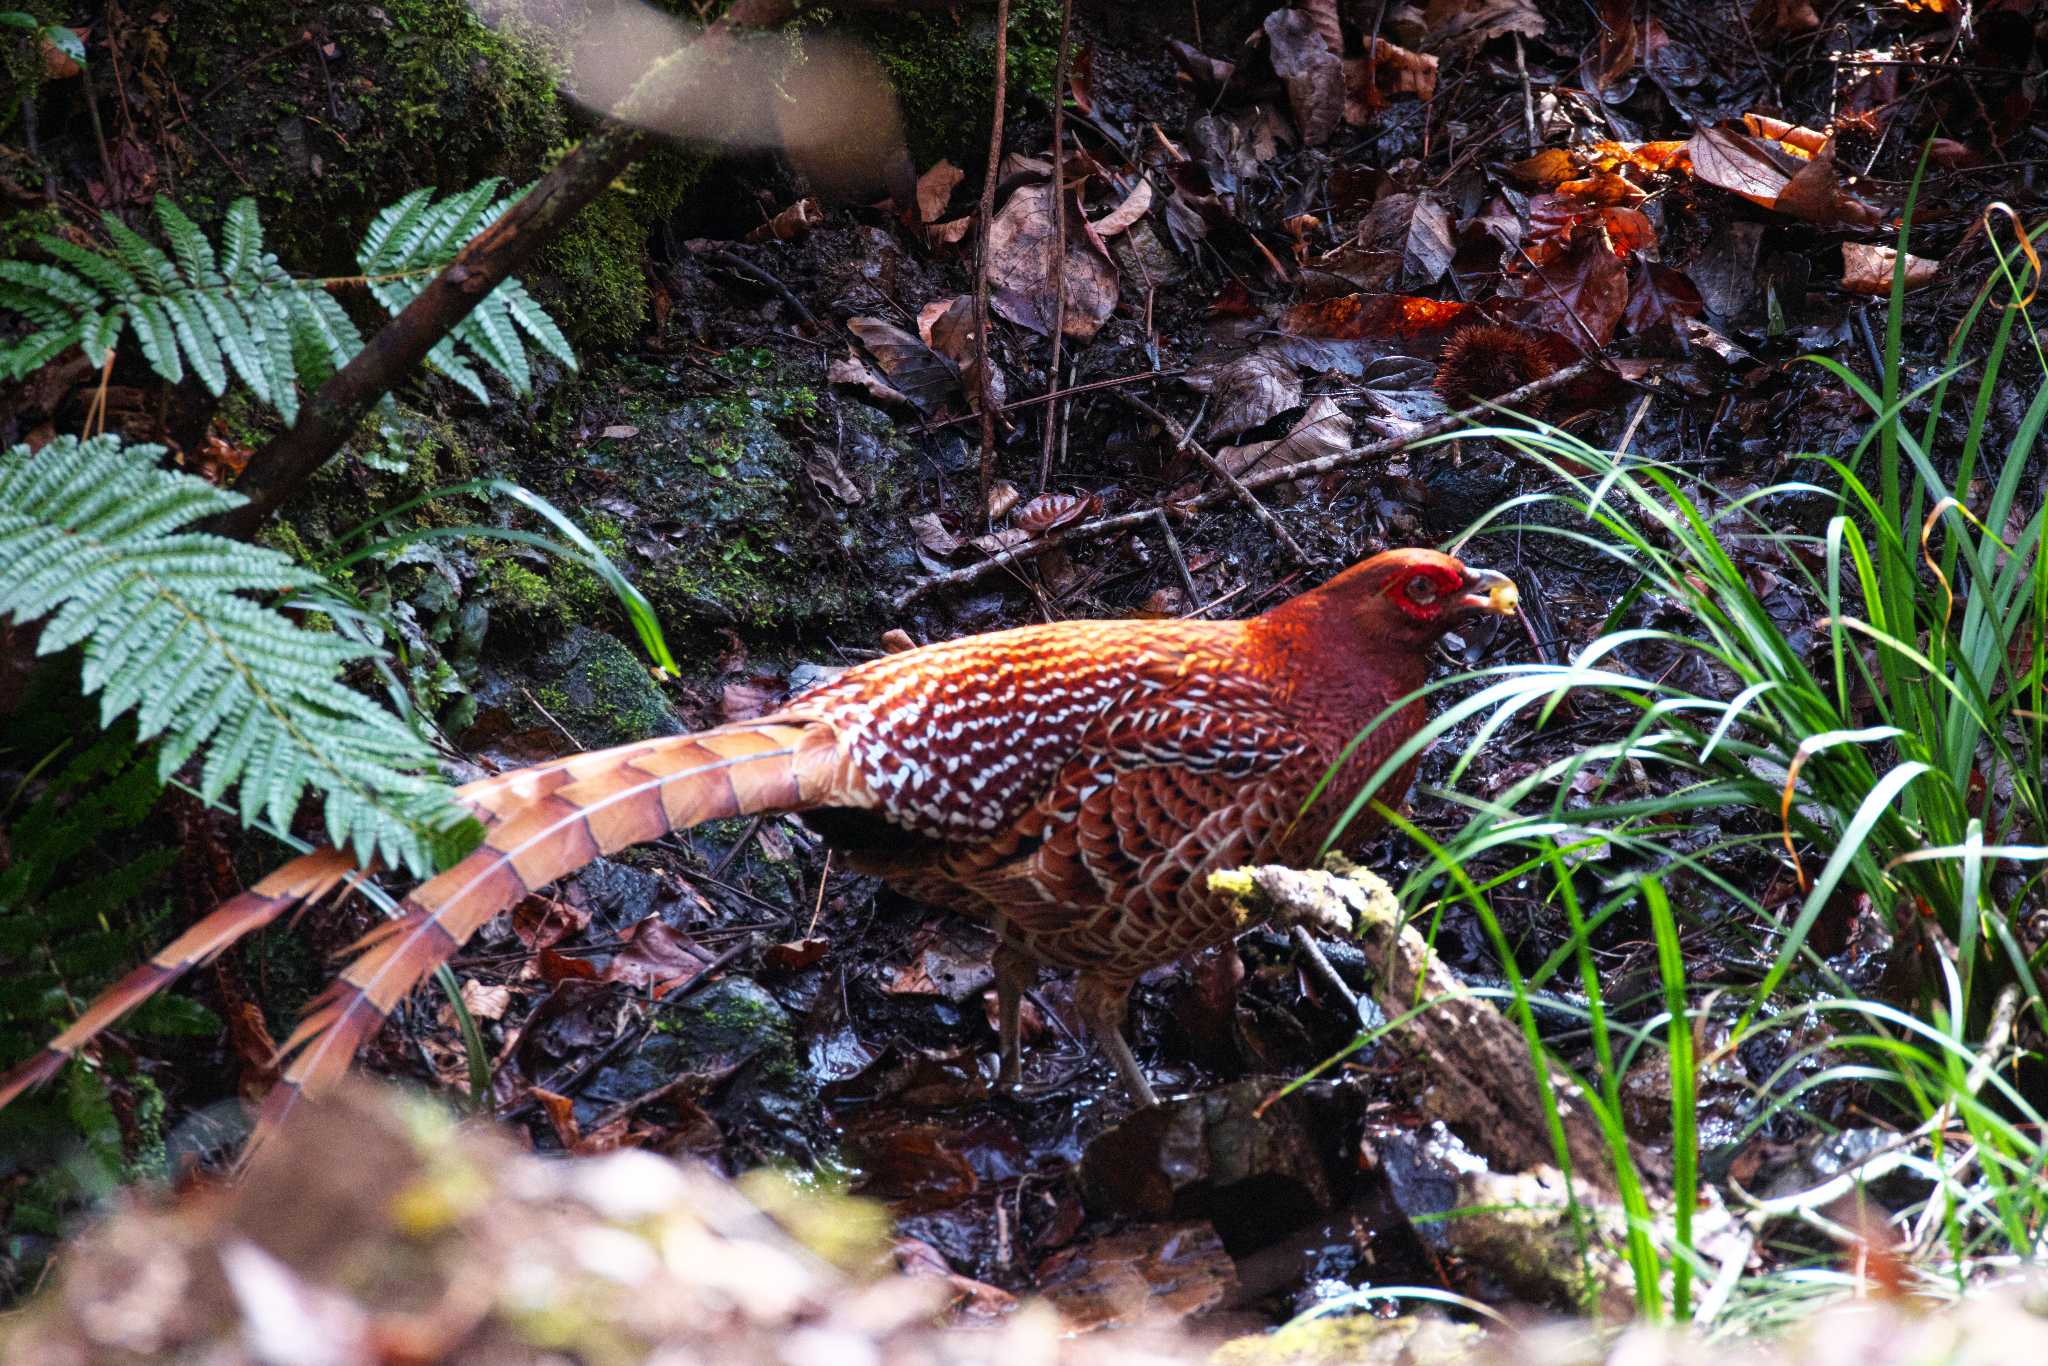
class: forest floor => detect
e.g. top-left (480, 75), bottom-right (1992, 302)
top-left (3, 0), bottom-right (2047, 1348)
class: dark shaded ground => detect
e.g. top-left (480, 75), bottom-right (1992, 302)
top-left (4, 0), bottom-right (2046, 1332)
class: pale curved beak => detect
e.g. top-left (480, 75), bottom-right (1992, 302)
top-left (1455, 567), bottom-right (1519, 617)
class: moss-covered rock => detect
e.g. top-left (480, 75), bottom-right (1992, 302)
top-left (164, 0), bottom-right (567, 273)
top-left (523, 348), bottom-right (915, 636)
top-left (533, 626), bottom-right (680, 746)
top-left (537, 144), bottom-right (710, 350)
top-left (856, 0), bottom-right (1064, 169)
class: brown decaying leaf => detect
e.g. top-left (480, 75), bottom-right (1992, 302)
top-left (846, 317), bottom-right (960, 413)
top-left (914, 160), bottom-right (963, 222)
top-left (1069, 43), bottom-right (1095, 115)
top-left (1166, 38), bottom-right (1236, 99)
top-left (1263, 8), bottom-right (1344, 147)
top-left (1424, 0), bottom-right (1545, 47)
top-left (1279, 291), bottom-right (1475, 344)
top-left (604, 914), bottom-right (715, 998)
top-left (1751, 0), bottom-right (1820, 35)
top-left (1743, 114), bottom-right (1829, 157)
top-left (1013, 492), bottom-right (1097, 534)
top-left (924, 295), bottom-right (1007, 413)
top-left (762, 937), bottom-right (830, 971)
top-left (1622, 261), bottom-right (1705, 343)
top-left (1216, 396), bottom-right (1354, 479)
top-left (986, 182), bottom-right (1119, 340)
top-left (721, 676), bottom-right (780, 722)
top-left (1841, 243), bottom-right (1939, 296)
top-left (1090, 177), bottom-right (1154, 238)
top-left (513, 892), bottom-right (591, 952)
top-left (1181, 350), bottom-right (1303, 439)
top-left (744, 197), bottom-right (821, 243)
top-left (986, 479), bottom-right (1022, 521)
top-left (1342, 38), bottom-right (1438, 123)
top-left (1514, 235), bottom-right (1630, 345)
top-left (909, 512), bottom-right (963, 558)
top-left (1684, 124), bottom-right (1879, 227)
top-left (827, 354), bottom-right (913, 410)
top-left (459, 979), bottom-right (513, 1022)
top-left (1357, 192), bottom-right (1456, 289)
top-left (1302, 0), bottom-right (1344, 55)
top-left (1592, 0), bottom-right (1638, 91)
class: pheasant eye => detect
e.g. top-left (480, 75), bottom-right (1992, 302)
top-left (1405, 575), bottom-right (1440, 606)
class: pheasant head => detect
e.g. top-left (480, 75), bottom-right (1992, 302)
top-left (1264, 547), bottom-right (1518, 655)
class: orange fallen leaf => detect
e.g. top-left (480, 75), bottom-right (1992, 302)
top-left (1841, 243), bottom-right (1938, 295)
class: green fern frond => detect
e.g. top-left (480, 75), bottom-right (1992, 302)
top-left (0, 185), bottom-right (573, 416)
top-left (0, 434), bottom-right (481, 875)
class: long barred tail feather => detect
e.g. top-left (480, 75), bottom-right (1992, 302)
top-left (0, 721), bottom-right (845, 1145)
top-left (247, 721), bottom-right (843, 1150)
top-left (0, 846), bottom-right (361, 1111)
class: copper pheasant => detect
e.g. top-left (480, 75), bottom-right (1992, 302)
top-left (0, 548), bottom-right (1516, 1133)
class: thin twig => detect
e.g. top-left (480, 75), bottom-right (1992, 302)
top-left (895, 359), bottom-right (1598, 608)
top-left (972, 0), bottom-right (1014, 513)
top-left (1119, 391), bottom-right (1309, 564)
top-left (1151, 508), bottom-right (1201, 608)
top-left (923, 366), bottom-right (1187, 430)
top-left (1513, 32), bottom-right (1538, 154)
top-left (701, 247), bottom-right (819, 327)
top-left (1038, 0), bottom-right (1076, 493)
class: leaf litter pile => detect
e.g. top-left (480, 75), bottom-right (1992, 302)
top-left (27, 0), bottom-right (2048, 1342)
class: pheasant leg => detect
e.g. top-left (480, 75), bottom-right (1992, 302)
top-left (992, 941), bottom-right (1039, 1089)
top-left (1074, 972), bottom-right (1157, 1107)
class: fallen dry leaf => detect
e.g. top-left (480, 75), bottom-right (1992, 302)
top-left (1743, 114), bottom-right (1829, 157)
top-left (1512, 234), bottom-right (1630, 345)
top-left (762, 937), bottom-right (830, 971)
top-left (1216, 396), bottom-right (1353, 479)
top-left (1841, 242), bottom-right (1939, 295)
top-left (1684, 124), bottom-right (1879, 227)
top-left (1622, 260), bottom-right (1705, 343)
top-left (1166, 38), bottom-right (1236, 100)
top-left (1358, 191), bottom-right (1457, 289)
top-left (1264, 8), bottom-right (1344, 147)
top-left (915, 159), bottom-right (963, 222)
top-left (1277, 286), bottom-right (1474, 342)
top-left (986, 479), bottom-right (1021, 521)
top-left (1751, 0), bottom-right (1820, 35)
top-left (923, 295), bottom-right (1007, 414)
top-left (1424, 0), bottom-right (1545, 47)
top-left (1592, 0), bottom-right (1638, 92)
top-left (827, 354), bottom-right (913, 410)
top-left (1182, 350), bottom-right (1303, 439)
top-left (908, 512), bottom-right (964, 558)
top-left (744, 196), bottom-right (821, 243)
top-left (847, 317), bottom-right (960, 413)
top-left (460, 978), bottom-right (514, 1022)
top-left (986, 182), bottom-right (1119, 340)
top-left (1091, 177), bottom-right (1154, 237)
top-left (1013, 492), bottom-right (1097, 533)
top-left (1342, 38), bottom-right (1438, 122)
